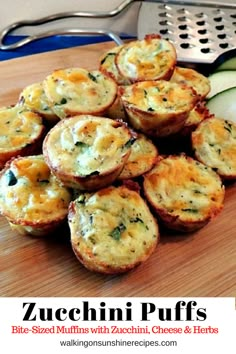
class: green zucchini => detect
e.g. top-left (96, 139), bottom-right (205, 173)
top-left (207, 70), bottom-right (236, 99)
top-left (214, 56), bottom-right (236, 72)
top-left (206, 86), bottom-right (236, 123)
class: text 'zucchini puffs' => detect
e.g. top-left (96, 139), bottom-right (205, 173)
top-left (68, 185), bottom-right (159, 274)
top-left (0, 155), bottom-right (72, 236)
top-left (0, 105), bottom-right (45, 169)
top-left (43, 67), bottom-right (117, 119)
top-left (192, 117), bottom-right (236, 179)
top-left (143, 155), bottom-right (225, 232)
top-left (120, 80), bottom-right (199, 137)
top-left (43, 115), bottom-right (135, 190)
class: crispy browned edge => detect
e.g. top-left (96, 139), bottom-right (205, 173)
top-left (120, 84), bottom-right (200, 138)
top-left (143, 155), bottom-right (225, 232)
top-left (44, 69), bottom-right (118, 119)
top-left (0, 156), bottom-right (71, 235)
top-left (115, 34), bottom-right (177, 83)
top-left (68, 185), bottom-right (159, 274)
top-left (0, 116), bottom-right (46, 169)
top-left (191, 117), bottom-right (236, 180)
top-left (170, 66), bottom-right (211, 99)
top-left (42, 117), bottom-right (134, 190)
top-left (117, 134), bottom-right (159, 180)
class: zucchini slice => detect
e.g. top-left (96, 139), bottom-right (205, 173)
top-left (207, 70), bottom-right (236, 99)
top-left (206, 86), bottom-right (236, 123)
top-left (214, 56), bottom-right (236, 72)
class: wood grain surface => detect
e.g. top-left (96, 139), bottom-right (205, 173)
top-left (0, 42), bottom-right (235, 297)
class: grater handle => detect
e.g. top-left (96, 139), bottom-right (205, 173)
top-left (0, 28), bottom-right (124, 51)
top-left (1, 0), bottom-right (236, 50)
top-left (0, 0), bottom-right (136, 50)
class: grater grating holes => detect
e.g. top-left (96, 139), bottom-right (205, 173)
top-left (159, 28), bottom-right (170, 35)
top-left (196, 20), bottom-right (206, 26)
top-left (138, 2), bottom-right (236, 64)
top-left (199, 38), bottom-right (210, 44)
top-left (219, 43), bottom-right (229, 49)
top-left (215, 25), bottom-right (225, 30)
top-left (217, 34), bottom-right (227, 39)
top-left (177, 16), bottom-right (188, 22)
top-left (159, 20), bottom-right (173, 26)
top-left (214, 17), bottom-right (223, 22)
top-left (198, 29), bottom-right (208, 35)
top-left (195, 13), bottom-right (205, 19)
top-left (159, 12), bottom-right (171, 18)
top-left (179, 33), bottom-right (191, 39)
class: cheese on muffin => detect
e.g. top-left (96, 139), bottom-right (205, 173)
top-left (192, 117), bottom-right (236, 179)
top-left (120, 80), bottom-right (199, 137)
top-left (0, 155), bottom-right (72, 236)
top-left (115, 34), bottom-right (176, 82)
top-left (143, 155), bottom-right (225, 232)
top-left (18, 81), bottom-right (59, 124)
top-left (0, 105), bottom-right (45, 169)
top-left (68, 185), bottom-right (159, 274)
top-left (43, 67), bottom-right (117, 119)
top-left (99, 45), bottom-right (131, 85)
top-left (118, 133), bottom-right (158, 179)
top-left (170, 66), bottom-right (210, 99)
top-left (43, 115), bottom-right (134, 190)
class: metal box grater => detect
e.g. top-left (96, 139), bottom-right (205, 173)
top-left (137, 1), bottom-right (236, 65)
top-left (1, 0), bottom-right (236, 69)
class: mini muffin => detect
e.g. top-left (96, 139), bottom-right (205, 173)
top-left (0, 155), bottom-right (72, 236)
top-left (43, 115), bottom-right (134, 190)
top-left (170, 66), bottom-right (210, 99)
top-left (192, 117), bottom-right (236, 179)
top-left (43, 67), bottom-right (117, 119)
top-left (118, 133), bottom-right (158, 180)
top-left (143, 155), bottom-right (225, 232)
top-left (99, 45), bottom-right (131, 85)
top-left (18, 81), bottom-right (59, 125)
top-left (0, 105), bottom-right (45, 169)
top-left (120, 80), bottom-right (199, 137)
top-left (68, 185), bottom-right (159, 274)
top-left (115, 34), bottom-right (177, 83)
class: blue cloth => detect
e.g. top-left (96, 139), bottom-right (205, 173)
top-left (0, 34), bottom-right (134, 61)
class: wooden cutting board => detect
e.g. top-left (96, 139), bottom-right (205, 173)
top-left (0, 42), bottom-right (235, 297)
